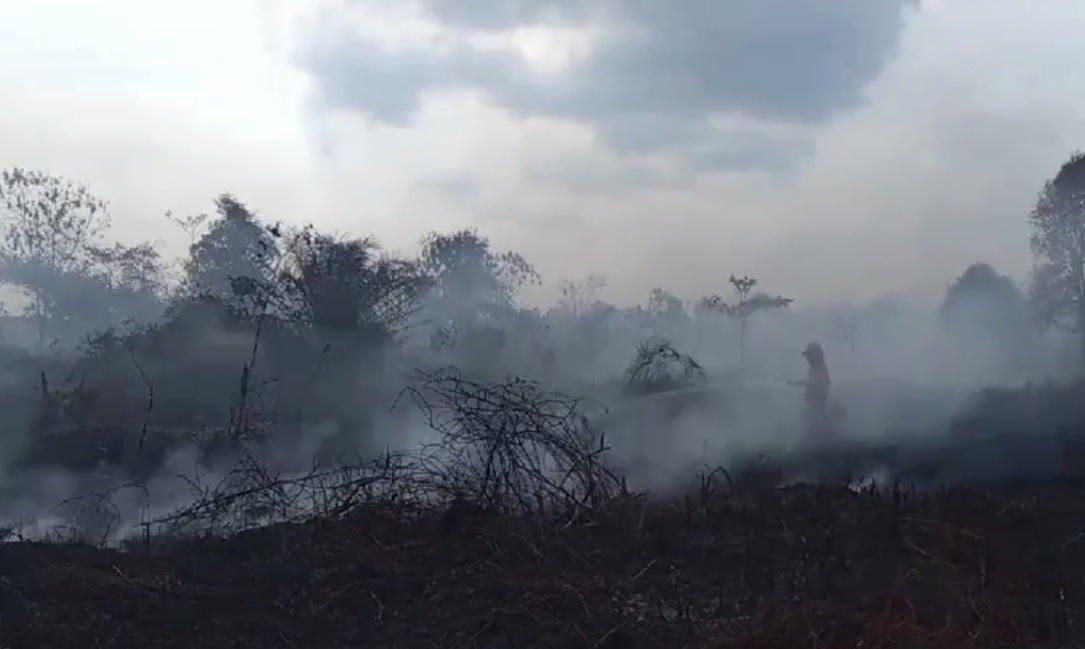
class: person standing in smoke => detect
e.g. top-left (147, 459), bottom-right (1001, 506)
top-left (788, 341), bottom-right (832, 438)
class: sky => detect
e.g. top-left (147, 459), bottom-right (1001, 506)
top-left (1, 0), bottom-right (1084, 307)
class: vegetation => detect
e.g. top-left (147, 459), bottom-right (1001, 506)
top-left (1029, 151), bottom-right (1085, 364)
top-left (1, 151), bottom-right (1085, 647)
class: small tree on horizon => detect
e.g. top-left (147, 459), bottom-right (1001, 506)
top-left (558, 274), bottom-right (606, 319)
top-left (701, 274), bottom-right (792, 372)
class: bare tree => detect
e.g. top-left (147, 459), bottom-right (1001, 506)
top-left (1028, 151), bottom-right (1085, 367)
top-left (558, 274), bottom-right (606, 318)
top-left (0, 168), bottom-right (110, 350)
top-left (701, 275), bottom-right (792, 371)
top-left (166, 211), bottom-right (210, 246)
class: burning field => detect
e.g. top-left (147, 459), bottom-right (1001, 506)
top-left (3, 372), bottom-right (1085, 649)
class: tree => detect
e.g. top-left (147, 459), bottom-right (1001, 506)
top-left (0, 168), bottom-right (110, 350)
top-left (85, 242), bottom-right (168, 322)
top-left (274, 226), bottom-right (427, 339)
top-left (942, 263), bottom-right (1028, 331)
top-left (166, 211), bottom-right (209, 246)
top-left (419, 228), bottom-right (539, 325)
top-left (552, 275), bottom-right (613, 369)
top-left (942, 262), bottom-right (1031, 370)
top-left (701, 274), bottom-right (792, 370)
top-left (1028, 152), bottom-right (1085, 366)
top-left (645, 287), bottom-right (689, 329)
top-left (182, 194), bottom-right (279, 306)
top-left (558, 274), bottom-right (606, 318)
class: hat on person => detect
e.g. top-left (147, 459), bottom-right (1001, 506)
top-left (801, 341), bottom-right (824, 360)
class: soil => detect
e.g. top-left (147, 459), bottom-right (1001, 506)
top-left (4, 481), bottom-right (1085, 649)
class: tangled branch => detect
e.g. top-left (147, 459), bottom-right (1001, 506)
top-left (147, 448), bottom-right (419, 537)
top-left (397, 367), bottom-right (621, 515)
top-left (624, 336), bottom-right (704, 396)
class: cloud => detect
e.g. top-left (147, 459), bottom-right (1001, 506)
top-left (5, 0), bottom-right (1085, 311)
top-left (295, 0), bottom-right (919, 175)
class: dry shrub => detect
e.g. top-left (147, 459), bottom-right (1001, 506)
top-left (398, 367), bottom-right (622, 515)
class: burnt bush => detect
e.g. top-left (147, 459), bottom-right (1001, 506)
top-left (624, 337), bottom-right (705, 396)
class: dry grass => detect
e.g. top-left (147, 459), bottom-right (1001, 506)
top-left (4, 478), bottom-right (1085, 649)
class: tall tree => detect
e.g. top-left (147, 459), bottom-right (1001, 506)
top-left (275, 226), bottom-right (427, 338)
top-left (942, 263), bottom-right (1027, 329)
top-left (182, 194), bottom-right (278, 306)
top-left (1028, 151), bottom-right (1085, 365)
top-left (942, 262), bottom-right (1031, 367)
top-left (419, 228), bottom-right (538, 324)
top-left (0, 168), bottom-right (110, 349)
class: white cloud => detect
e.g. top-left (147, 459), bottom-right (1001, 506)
top-left (0, 0), bottom-right (1083, 308)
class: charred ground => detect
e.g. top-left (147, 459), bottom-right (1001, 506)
top-left (3, 376), bottom-right (1085, 649)
top-left (5, 472), bottom-right (1085, 648)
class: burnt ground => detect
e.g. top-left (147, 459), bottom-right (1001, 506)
top-left (3, 481), bottom-right (1085, 649)
top-left (2, 378), bottom-right (1084, 649)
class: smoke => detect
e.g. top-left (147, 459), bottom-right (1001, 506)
top-left (0, 211), bottom-right (1077, 548)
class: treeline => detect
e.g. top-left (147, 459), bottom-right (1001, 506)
top-left (0, 146), bottom-right (1084, 476)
